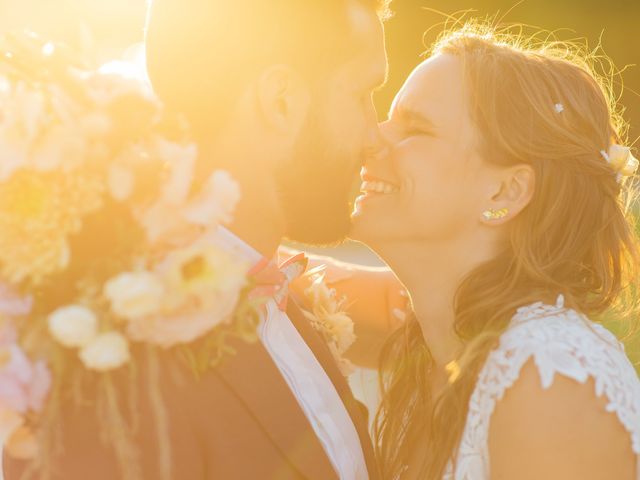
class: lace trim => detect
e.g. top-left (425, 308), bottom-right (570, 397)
top-left (445, 297), bottom-right (640, 480)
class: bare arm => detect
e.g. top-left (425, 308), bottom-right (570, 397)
top-left (489, 360), bottom-right (636, 480)
top-left (281, 247), bottom-right (408, 369)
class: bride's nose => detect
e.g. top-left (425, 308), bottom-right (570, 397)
top-left (378, 119), bottom-right (400, 144)
top-left (362, 130), bottom-right (393, 172)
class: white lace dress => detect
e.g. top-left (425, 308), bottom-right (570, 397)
top-left (445, 296), bottom-right (640, 480)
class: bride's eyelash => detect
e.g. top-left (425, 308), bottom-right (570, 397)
top-left (404, 126), bottom-right (432, 137)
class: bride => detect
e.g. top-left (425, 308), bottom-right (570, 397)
top-left (294, 22), bottom-right (640, 480)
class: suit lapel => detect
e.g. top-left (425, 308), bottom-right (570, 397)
top-left (286, 300), bottom-right (380, 480)
top-left (215, 335), bottom-right (338, 480)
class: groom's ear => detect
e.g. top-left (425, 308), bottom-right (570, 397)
top-left (255, 65), bottom-right (311, 135)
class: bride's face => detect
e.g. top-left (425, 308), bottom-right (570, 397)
top-left (350, 53), bottom-right (498, 246)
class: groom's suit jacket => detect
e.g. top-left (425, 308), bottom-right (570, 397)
top-left (4, 278), bottom-right (379, 480)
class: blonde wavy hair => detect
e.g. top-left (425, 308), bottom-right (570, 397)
top-left (373, 20), bottom-right (639, 480)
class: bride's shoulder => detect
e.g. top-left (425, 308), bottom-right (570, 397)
top-left (452, 297), bottom-right (640, 479)
top-left (452, 298), bottom-right (640, 479)
top-left (478, 297), bottom-right (640, 478)
top-left (482, 295), bottom-right (639, 395)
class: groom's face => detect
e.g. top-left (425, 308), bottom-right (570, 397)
top-left (277, 4), bottom-right (387, 245)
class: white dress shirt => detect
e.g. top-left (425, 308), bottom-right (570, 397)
top-left (212, 227), bottom-right (369, 480)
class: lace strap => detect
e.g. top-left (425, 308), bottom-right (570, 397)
top-left (451, 300), bottom-right (640, 480)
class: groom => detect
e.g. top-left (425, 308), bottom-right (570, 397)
top-left (4, 1), bottom-right (390, 479)
top-left (146, 2), bottom-right (390, 479)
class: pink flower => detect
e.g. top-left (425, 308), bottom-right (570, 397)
top-left (0, 345), bottom-right (51, 414)
top-left (124, 242), bottom-right (249, 348)
top-left (0, 322), bottom-right (18, 347)
top-left (0, 284), bottom-right (32, 318)
top-left (126, 296), bottom-right (238, 349)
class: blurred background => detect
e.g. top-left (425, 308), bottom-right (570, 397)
top-left (0, 0), bottom-right (638, 141)
top-left (0, 0), bottom-right (637, 419)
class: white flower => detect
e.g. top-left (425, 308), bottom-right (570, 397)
top-left (305, 276), bottom-right (339, 313)
top-left (87, 69), bottom-right (155, 106)
top-left (608, 144), bottom-right (638, 177)
top-left (108, 164), bottom-right (135, 201)
top-left (140, 201), bottom-right (188, 244)
top-left (157, 138), bottom-right (198, 205)
top-left (0, 82), bottom-right (47, 181)
top-left (184, 170), bottom-right (241, 226)
top-left (0, 140), bottom-right (27, 183)
top-left (601, 144), bottom-right (639, 182)
top-left (79, 332), bottom-right (130, 371)
top-left (159, 243), bottom-right (249, 308)
top-left (328, 343), bottom-right (356, 377)
top-left (303, 274), bottom-right (357, 375)
top-left (79, 112), bottom-right (112, 139)
top-left (31, 124), bottom-right (86, 173)
top-left (126, 301), bottom-right (238, 349)
top-left (126, 244), bottom-right (249, 348)
top-left (324, 311), bottom-right (357, 353)
top-left (104, 271), bottom-right (164, 320)
top-left (47, 305), bottom-right (98, 348)
top-left (3, 82), bottom-right (46, 143)
top-left (139, 140), bottom-right (200, 243)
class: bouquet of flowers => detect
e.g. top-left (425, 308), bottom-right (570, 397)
top-left (0, 32), bottom-right (261, 475)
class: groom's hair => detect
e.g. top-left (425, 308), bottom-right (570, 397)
top-left (145, 0), bottom-right (391, 133)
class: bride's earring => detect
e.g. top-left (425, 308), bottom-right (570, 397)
top-left (482, 208), bottom-right (509, 221)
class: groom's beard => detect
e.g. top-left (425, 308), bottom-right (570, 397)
top-left (276, 112), bottom-right (360, 246)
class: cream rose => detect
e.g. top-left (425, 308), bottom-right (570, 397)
top-left (160, 243), bottom-right (248, 305)
top-left (603, 144), bottom-right (639, 177)
top-left (104, 272), bottom-right (164, 320)
top-left (126, 245), bottom-right (249, 348)
top-left (107, 163), bottom-right (135, 201)
top-left (184, 170), bottom-right (241, 226)
top-left (79, 332), bottom-right (130, 371)
top-left (47, 305), bottom-right (98, 348)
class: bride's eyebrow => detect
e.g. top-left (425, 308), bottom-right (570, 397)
top-left (396, 104), bottom-right (437, 130)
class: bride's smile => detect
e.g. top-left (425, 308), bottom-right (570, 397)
top-left (1, 1), bottom-right (638, 479)
top-left (351, 53), bottom-right (526, 252)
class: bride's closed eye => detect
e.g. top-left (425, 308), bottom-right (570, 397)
top-left (403, 125), bottom-right (434, 138)
top-left (391, 105), bottom-right (438, 138)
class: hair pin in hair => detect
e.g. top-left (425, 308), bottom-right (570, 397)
top-left (554, 103), bottom-right (564, 114)
top-left (600, 144), bottom-right (639, 182)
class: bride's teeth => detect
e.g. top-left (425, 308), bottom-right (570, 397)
top-left (360, 179), bottom-right (399, 194)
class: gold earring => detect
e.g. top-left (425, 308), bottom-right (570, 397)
top-left (482, 208), bottom-right (509, 220)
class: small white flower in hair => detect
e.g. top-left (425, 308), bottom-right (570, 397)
top-left (554, 103), bottom-right (565, 114)
top-left (600, 144), bottom-right (639, 182)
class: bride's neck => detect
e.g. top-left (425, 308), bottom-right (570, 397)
top-left (373, 234), bottom-right (497, 369)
